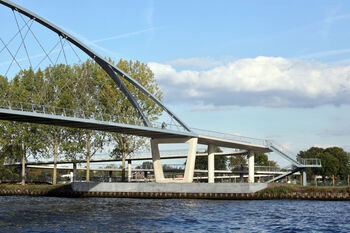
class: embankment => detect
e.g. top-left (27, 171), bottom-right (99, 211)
top-left (0, 183), bottom-right (349, 200)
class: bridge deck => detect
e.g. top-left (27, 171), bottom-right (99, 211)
top-left (0, 108), bottom-right (271, 152)
top-left (6, 151), bottom-right (247, 166)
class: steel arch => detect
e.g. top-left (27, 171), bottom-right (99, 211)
top-left (0, 0), bottom-right (191, 132)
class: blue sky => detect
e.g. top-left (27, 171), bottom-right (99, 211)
top-left (2, 0), bottom-right (350, 159)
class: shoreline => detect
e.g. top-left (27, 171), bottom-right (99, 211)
top-left (0, 183), bottom-right (349, 201)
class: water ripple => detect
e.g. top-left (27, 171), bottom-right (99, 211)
top-left (0, 197), bottom-right (349, 232)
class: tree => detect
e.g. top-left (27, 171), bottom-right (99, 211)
top-left (0, 69), bottom-right (48, 185)
top-left (255, 153), bottom-right (278, 167)
top-left (72, 60), bottom-right (109, 182)
top-left (0, 144), bottom-right (20, 182)
top-left (318, 152), bottom-right (339, 182)
top-left (324, 147), bottom-right (350, 179)
top-left (229, 155), bottom-right (247, 171)
top-left (195, 147), bottom-right (227, 170)
top-left (98, 59), bottom-right (163, 181)
top-left (0, 58), bottom-right (163, 184)
top-left (41, 64), bottom-right (82, 185)
top-left (297, 146), bottom-right (350, 181)
top-left (255, 153), bottom-right (269, 166)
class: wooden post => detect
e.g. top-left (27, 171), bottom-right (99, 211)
top-left (300, 173), bottom-right (302, 185)
top-left (21, 151), bottom-right (26, 186)
top-left (315, 176), bottom-right (317, 187)
top-left (348, 175), bottom-right (350, 187)
top-left (332, 175), bottom-right (335, 187)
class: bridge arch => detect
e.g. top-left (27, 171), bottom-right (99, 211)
top-left (0, 0), bottom-right (191, 132)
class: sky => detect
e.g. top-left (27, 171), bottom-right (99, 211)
top-left (2, 0), bottom-right (350, 161)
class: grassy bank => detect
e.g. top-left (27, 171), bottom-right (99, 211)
top-left (0, 184), bottom-right (72, 195)
top-left (259, 183), bottom-right (350, 195)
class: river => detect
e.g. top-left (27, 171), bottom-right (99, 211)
top-left (0, 196), bottom-right (349, 232)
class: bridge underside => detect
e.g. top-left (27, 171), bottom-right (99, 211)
top-left (0, 108), bottom-right (272, 184)
top-left (0, 109), bottom-right (195, 139)
top-left (0, 108), bottom-right (271, 153)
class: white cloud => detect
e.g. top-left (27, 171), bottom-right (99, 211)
top-left (148, 56), bottom-right (350, 108)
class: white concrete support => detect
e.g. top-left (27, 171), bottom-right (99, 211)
top-left (150, 137), bottom-right (198, 183)
top-left (183, 138), bottom-right (198, 183)
top-left (208, 144), bottom-right (215, 183)
top-left (128, 161), bottom-right (132, 182)
top-left (73, 162), bottom-right (77, 182)
top-left (302, 169), bottom-right (307, 186)
top-left (248, 151), bottom-right (255, 183)
top-left (151, 139), bottom-right (165, 182)
top-left (108, 171), bottom-right (112, 183)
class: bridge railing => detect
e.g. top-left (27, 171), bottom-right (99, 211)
top-left (254, 166), bottom-right (282, 172)
top-left (0, 99), bottom-right (192, 133)
top-left (298, 158), bottom-right (322, 167)
top-left (191, 127), bottom-right (268, 146)
top-left (134, 163), bottom-right (185, 170)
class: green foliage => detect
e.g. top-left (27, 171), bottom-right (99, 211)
top-left (297, 146), bottom-right (350, 180)
top-left (0, 58), bottom-right (163, 182)
top-left (255, 153), bottom-right (269, 166)
top-left (229, 155), bottom-right (247, 171)
top-left (195, 147), bottom-right (227, 170)
top-left (255, 153), bottom-right (278, 167)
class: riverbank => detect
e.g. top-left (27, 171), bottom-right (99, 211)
top-left (0, 183), bottom-right (349, 200)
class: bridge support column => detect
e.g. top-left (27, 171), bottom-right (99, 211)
top-left (208, 144), bottom-right (215, 183)
top-left (302, 169), bottom-right (307, 186)
top-left (151, 139), bottom-right (165, 182)
top-left (183, 138), bottom-right (198, 182)
top-left (248, 151), bottom-right (255, 183)
top-left (108, 171), bottom-right (113, 183)
top-left (21, 143), bottom-right (26, 185)
top-left (73, 163), bottom-right (77, 182)
top-left (128, 161), bottom-right (132, 182)
top-left (151, 137), bottom-right (198, 183)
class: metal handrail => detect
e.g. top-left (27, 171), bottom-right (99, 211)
top-left (0, 99), bottom-right (187, 132)
top-left (254, 166), bottom-right (281, 172)
top-left (298, 158), bottom-right (322, 166)
top-left (191, 127), bottom-right (269, 146)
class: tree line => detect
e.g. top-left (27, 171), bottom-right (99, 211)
top-left (0, 59), bottom-right (163, 184)
top-left (297, 146), bottom-right (350, 182)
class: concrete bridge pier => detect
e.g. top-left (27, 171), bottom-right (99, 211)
top-left (73, 162), bottom-right (77, 182)
top-left (128, 161), bottom-right (132, 182)
top-left (302, 169), bottom-right (307, 186)
top-left (108, 171), bottom-right (113, 183)
top-left (151, 137), bottom-right (198, 183)
top-left (248, 151), bottom-right (255, 183)
top-left (208, 144), bottom-right (215, 183)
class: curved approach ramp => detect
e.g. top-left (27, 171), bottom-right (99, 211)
top-left (0, 0), bottom-right (320, 184)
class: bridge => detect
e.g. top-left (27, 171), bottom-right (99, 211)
top-left (0, 0), bottom-right (320, 187)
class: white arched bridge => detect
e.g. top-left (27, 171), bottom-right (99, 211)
top-left (0, 0), bottom-right (320, 185)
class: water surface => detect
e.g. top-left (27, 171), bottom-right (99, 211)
top-left (0, 196), bottom-right (349, 232)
